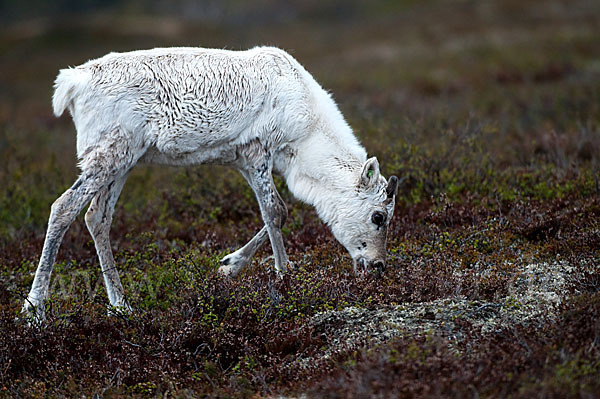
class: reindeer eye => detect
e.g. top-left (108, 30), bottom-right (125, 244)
top-left (371, 211), bottom-right (386, 227)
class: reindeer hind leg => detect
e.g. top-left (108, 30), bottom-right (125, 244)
top-left (23, 173), bottom-right (106, 320)
top-left (85, 172), bottom-right (130, 312)
top-left (23, 127), bottom-right (145, 322)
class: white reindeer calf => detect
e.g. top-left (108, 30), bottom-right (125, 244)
top-left (23, 46), bottom-right (399, 320)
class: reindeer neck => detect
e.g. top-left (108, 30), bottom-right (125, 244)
top-left (281, 126), bottom-right (367, 227)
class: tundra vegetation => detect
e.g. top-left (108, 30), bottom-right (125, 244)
top-left (0, 0), bottom-right (599, 397)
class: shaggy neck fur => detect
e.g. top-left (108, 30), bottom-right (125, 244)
top-left (283, 120), bottom-right (368, 229)
top-left (277, 60), bottom-right (370, 227)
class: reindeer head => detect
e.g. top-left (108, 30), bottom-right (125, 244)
top-left (328, 157), bottom-right (399, 274)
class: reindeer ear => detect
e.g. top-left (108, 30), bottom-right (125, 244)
top-left (360, 157), bottom-right (380, 187)
top-left (386, 175), bottom-right (399, 198)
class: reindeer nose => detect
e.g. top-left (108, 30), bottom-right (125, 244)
top-left (372, 260), bottom-right (385, 272)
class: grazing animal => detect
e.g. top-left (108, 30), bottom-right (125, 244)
top-left (23, 46), bottom-right (399, 320)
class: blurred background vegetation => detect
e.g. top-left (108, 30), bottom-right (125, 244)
top-left (1, 0), bottom-right (598, 241)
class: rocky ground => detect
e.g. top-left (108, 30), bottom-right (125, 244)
top-left (303, 260), bottom-right (581, 370)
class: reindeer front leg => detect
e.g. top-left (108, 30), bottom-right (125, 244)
top-left (239, 153), bottom-right (290, 276)
top-left (219, 172), bottom-right (288, 276)
top-left (219, 226), bottom-right (268, 276)
top-left (219, 180), bottom-right (288, 277)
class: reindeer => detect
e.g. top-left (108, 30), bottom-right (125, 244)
top-left (22, 46), bottom-right (399, 320)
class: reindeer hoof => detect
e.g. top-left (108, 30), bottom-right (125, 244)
top-left (21, 298), bottom-right (46, 325)
top-left (218, 265), bottom-right (236, 277)
top-left (107, 301), bottom-right (133, 317)
top-left (219, 252), bottom-right (250, 277)
top-left (274, 259), bottom-right (294, 279)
